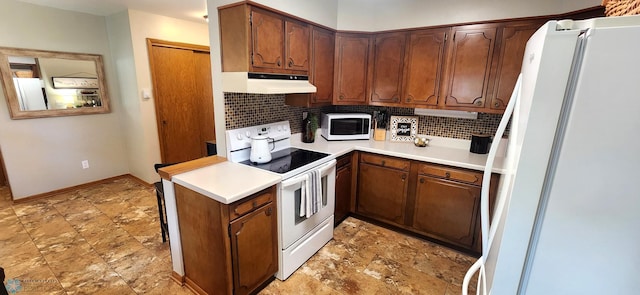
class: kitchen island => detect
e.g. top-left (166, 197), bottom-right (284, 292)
top-left (158, 156), bottom-right (281, 295)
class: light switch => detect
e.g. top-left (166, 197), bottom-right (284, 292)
top-left (142, 88), bottom-right (152, 100)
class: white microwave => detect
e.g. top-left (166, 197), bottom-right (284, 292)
top-left (320, 113), bottom-right (372, 141)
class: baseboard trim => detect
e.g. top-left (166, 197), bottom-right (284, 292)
top-left (12, 174), bottom-right (150, 204)
top-left (171, 271), bottom-right (185, 285)
top-left (127, 174), bottom-right (154, 187)
top-left (184, 277), bottom-right (208, 295)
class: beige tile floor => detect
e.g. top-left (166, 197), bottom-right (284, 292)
top-left (0, 178), bottom-right (477, 295)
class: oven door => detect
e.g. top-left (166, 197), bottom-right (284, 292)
top-left (280, 159), bottom-right (336, 250)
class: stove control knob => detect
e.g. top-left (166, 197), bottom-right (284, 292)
top-left (236, 133), bottom-right (242, 140)
top-left (245, 131), bottom-right (251, 138)
top-left (282, 125), bottom-right (288, 131)
top-left (277, 125), bottom-right (282, 131)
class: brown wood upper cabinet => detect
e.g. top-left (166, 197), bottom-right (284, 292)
top-left (333, 33), bottom-right (371, 105)
top-left (443, 24), bottom-right (498, 110)
top-left (403, 28), bottom-right (450, 107)
top-left (285, 26), bottom-right (335, 107)
top-left (370, 28), bottom-right (451, 108)
top-left (488, 21), bottom-right (542, 111)
top-left (369, 32), bottom-right (407, 105)
top-left (219, 4), bottom-right (309, 75)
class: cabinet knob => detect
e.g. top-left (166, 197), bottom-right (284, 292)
top-left (401, 174), bottom-right (406, 181)
top-left (406, 98), bottom-right (412, 102)
top-left (393, 97), bottom-right (399, 102)
top-left (381, 160), bottom-right (386, 166)
top-left (288, 60), bottom-right (293, 67)
top-left (420, 178), bottom-right (425, 184)
top-left (445, 172), bottom-right (451, 178)
top-left (339, 95), bottom-right (344, 100)
top-left (265, 207), bottom-right (273, 216)
top-left (494, 102), bottom-right (500, 107)
top-left (475, 100), bottom-right (483, 106)
top-left (252, 200), bottom-right (257, 208)
top-left (277, 59), bottom-right (281, 67)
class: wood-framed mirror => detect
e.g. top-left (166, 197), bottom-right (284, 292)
top-left (0, 47), bottom-right (110, 119)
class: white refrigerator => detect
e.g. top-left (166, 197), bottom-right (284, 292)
top-left (464, 15), bottom-right (640, 295)
top-left (13, 77), bottom-right (47, 110)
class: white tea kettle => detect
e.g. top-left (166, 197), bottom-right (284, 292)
top-left (249, 136), bottom-right (274, 163)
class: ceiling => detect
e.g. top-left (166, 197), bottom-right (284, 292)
top-left (19, 0), bottom-right (209, 23)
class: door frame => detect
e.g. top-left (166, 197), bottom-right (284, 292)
top-left (146, 39), bottom-right (213, 163)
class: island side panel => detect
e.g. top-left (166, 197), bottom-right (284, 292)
top-left (175, 184), bottom-right (233, 295)
top-left (162, 179), bottom-right (185, 280)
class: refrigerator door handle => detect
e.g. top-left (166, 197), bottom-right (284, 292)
top-left (462, 74), bottom-right (522, 295)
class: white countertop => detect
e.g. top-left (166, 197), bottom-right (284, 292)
top-left (172, 161), bottom-right (281, 204)
top-left (291, 133), bottom-right (506, 174)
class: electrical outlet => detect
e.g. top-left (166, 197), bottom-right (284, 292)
top-left (82, 160), bottom-right (89, 169)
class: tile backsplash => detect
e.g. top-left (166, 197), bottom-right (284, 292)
top-left (224, 93), bottom-right (506, 139)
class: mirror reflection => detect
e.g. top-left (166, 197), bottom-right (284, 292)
top-left (0, 47), bottom-right (110, 119)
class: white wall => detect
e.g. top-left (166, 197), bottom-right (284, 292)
top-left (337, 0), bottom-right (603, 31)
top-left (107, 9), bottom-right (209, 184)
top-left (0, 0), bottom-right (128, 199)
top-left (252, 0), bottom-right (339, 28)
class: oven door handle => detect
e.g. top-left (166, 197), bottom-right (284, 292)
top-left (281, 159), bottom-right (336, 188)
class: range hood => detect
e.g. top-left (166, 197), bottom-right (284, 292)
top-left (221, 72), bottom-right (317, 94)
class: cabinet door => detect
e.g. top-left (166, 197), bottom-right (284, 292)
top-left (357, 163), bottom-right (408, 225)
top-left (251, 9), bottom-right (284, 71)
top-left (403, 28), bottom-right (450, 107)
top-left (413, 175), bottom-right (480, 247)
top-left (284, 19), bottom-right (310, 73)
top-left (311, 27), bottom-right (335, 104)
top-left (334, 34), bottom-right (370, 104)
top-left (335, 164), bottom-right (352, 225)
top-left (370, 32), bottom-right (407, 105)
top-left (488, 22), bottom-right (541, 110)
top-left (230, 202), bottom-right (278, 295)
top-left (444, 25), bottom-right (497, 109)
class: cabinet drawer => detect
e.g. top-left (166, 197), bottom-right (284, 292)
top-left (418, 164), bottom-right (483, 186)
top-left (336, 154), bottom-right (351, 169)
top-left (229, 190), bottom-right (274, 220)
top-left (360, 153), bottom-right (410, 171)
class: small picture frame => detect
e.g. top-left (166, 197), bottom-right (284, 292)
top-left (390, 116), bottom-right (418, 142)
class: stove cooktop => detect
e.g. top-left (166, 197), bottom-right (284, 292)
top-left (239, 148), bottom-right (330, 174)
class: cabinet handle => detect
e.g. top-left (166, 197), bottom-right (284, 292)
top-left (445, 172), bottom-right (451, 178)
top-left (381, 160), bottom-right (386, 166)
top-left (420, 178), bottom-right (425, 184)
top-left (401, 174), bottom-right (406, 181)
top-left (277, 59), bottom-right (281, 67)
top-left (252, 200), bottom-right (257, 208)
top-left (288, 60), bottom-right (293, 67)
top-left (265, 207), bottom-right (273, 216)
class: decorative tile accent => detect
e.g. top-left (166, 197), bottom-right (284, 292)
top-left (224, 93), bottom-right (508, 139)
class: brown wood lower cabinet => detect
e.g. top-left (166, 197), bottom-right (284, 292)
top-left (334, 153), bottom-right (353, 225)
top-left (355, 152), bottom-right (498, 253)
top-left (356, 153), bottom-right (410, 226)
top-left (175, 184), bottom-right (278, 295)
top-left (413, 175), bottom-right (480, 248)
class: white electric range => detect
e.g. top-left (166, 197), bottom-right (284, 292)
top-left (226, 121), bottom-right (336, 280)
